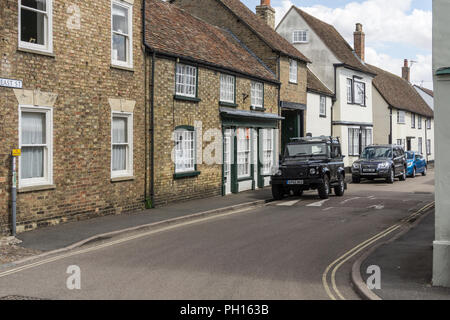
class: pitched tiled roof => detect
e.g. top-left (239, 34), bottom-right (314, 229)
top-left (293, 6), bottom-right (374, 75)
top-left (307, 69), bottom-right (333, 96)
top-left (216, 0), bottom-right (310, 63)
top-left (368, 64), bottom-right (434, 118)
top-left (144, 0), bottom-right (277, 83)
top-left (414, 85), bottom-right (434, 97)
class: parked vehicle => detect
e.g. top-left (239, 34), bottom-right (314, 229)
top-left (406, 151), bottom-right (427, 177)
top-left (352, 145), bottom-right (407, 184)
top-left (271, 136), bottom-right (346, 200)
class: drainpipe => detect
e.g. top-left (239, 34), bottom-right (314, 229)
top-left (425, 116), bottom-right (428, 161)
top-left (389, 106), bottom-right (393, 144)
top-left (150, 51), bottom-right (155, 207)
top-left (11, 154), bottom-right (17, 236)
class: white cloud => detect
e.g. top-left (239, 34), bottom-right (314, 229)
top-left (274, 0), bottom-right (432, 89)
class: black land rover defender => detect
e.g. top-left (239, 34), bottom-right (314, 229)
top-left (271, 136), bottom-right (346, 200)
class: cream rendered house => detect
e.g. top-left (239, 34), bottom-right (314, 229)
top-left (370, 63), bottom-right (435, 162)
top-left (276, 7), bottom-right (376, 167)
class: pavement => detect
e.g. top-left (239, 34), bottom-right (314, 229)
top-left (359, 210), bottom-right (450, 300)
top-left (15, 188), bottom-right (273, 252)
top-left (0, 170), bottom-right (439, 300)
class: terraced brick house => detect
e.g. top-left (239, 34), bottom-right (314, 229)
top-left (170, 0), bottom-right (311, 151)
top-left (370, 62), bottom-right (435, 162)
top-left (0, 0), bottom-right (147, 234)
top-left (277, 7), bottom-right (377, 167)
top-left (143, 0), bottom-right (281, 205)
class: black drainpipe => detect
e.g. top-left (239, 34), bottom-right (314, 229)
top-left (389, 106), bottom-right (393, 144)
top-left (150, 51), bottom-right (155, 207)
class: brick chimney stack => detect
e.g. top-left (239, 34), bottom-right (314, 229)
top-left (354, 23), bottom-right (365, 61)
top-left (402, 59), bottom-right (411, 82)
top-left (256, 0), bottom-right (275, 29)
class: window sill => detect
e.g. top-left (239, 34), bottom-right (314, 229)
top-left (174, 95), bottom-right (201, 103)
top-left (237, 176), bottom-right (253, 182)
top-left (320, 114), bottom-right (327, 118)
top-left (173, 171), bottom-right (201, 179)
top-left (17, 47), bottom-right (55, 58)
top-left (110, 64), bottom-right (134, 72)
top-left (289, 81), bottom-right (298, 85)
top-left (250, 106), bottom-right (266, 111)
top-left (18, 184), bottom-right (56, 193)
top-left (219, 101), bottom-right (238, 108)
top-left (111, 176), bottom-right (135, 182)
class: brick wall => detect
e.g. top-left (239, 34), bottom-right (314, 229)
top-left (279, 56), bottom-right (307, 105)
top-left (151, 56), bottom-right (279, 205)
top-left (0, 0), bottom-right (147, 234)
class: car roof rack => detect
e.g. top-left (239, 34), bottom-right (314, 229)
top-left (290, 136), bottom-right (340, 144)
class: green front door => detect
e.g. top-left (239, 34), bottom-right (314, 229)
top-left (281, 110), bottom-right (303, 151)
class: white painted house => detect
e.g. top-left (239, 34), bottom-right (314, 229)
top-left (276, 7), bottom-right (376, 167)
top-left (370, 62), bottom-right (435, 161)
top-left (414, 85), bottom-right (434, 111)
top-left (305, 69), bottom-right (333, 137)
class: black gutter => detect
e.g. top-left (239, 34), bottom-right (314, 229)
top-left (307, 88), bottom-right (334, 98)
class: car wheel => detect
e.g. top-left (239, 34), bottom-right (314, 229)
top-left (412, 167), bottom-right (416, 178)
top-left (318, 175), bottom-right (330, 199)
top-left (386, 168), bottom-right (395, 184)
top-left (399, 168), bottom-right (406, 181)
top-left (294, 189), bottom-right (304, 197)
top-left (422, 166), bottom-right (427, 176)
top-left (272, 184), bottom-right (285, 200)
top-left (352, 175), bottom-right (360, 184)
top-left (334, 174), bottom-right (345, 197)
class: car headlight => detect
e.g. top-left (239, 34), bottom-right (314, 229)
top-left (309, 168), bottom-right (317, 175)
top-left (272, 168), bottom-right (282, 176)
top-left (378, 162), bottom-right (390, 169)
top-left (352, 162), bottom-right (360, 169)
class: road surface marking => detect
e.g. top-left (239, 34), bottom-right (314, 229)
top-left (277, 200), bottom-right (300, 206)
top-left (368, 204), bottom-right (384, 210)
top-left (323, 207), bottom-right (335, 211)
top-left (307, 199), bottom-right (329, 207)
top-left (0, 206), bottom-right (259, 279)
top-left (322, 201), bottom-right (435, 300)
top-left (340, 197), bottom-right (360, 204)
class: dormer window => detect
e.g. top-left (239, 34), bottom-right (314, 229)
top-left (293, 30), bottom-right (308, 43)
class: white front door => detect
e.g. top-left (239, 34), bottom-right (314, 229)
top-left (224, 129), bottom-right (232, 195)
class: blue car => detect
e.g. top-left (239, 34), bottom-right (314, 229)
top-left (406, 151), bottom-right (427, 177)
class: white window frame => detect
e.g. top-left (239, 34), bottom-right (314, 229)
top-left (418, 115), bottom-right (422, 129)
top-left (292, 30), bottom-right (308, 43)
top-left (346, 78), bottom-right (353, 103)
top-left (427, 118), bottom-right (432, 130)
top-left (18, 0), bottom-right (53, 54)
top-left (261, 129), bottom-right (274, 175)
top-left (426, 139), bottom-right (431, 155)
top-left (397, 110), bottom-right (406, 124)
top-left (18, 105), bottom-right (53, 188)
top-left (353, 80), bottom-right (366, 106)
top-left (411, 113), bottom-right (416, 128)
top-left (418, 137), bottom-right (423, 154)
top-left (220, 74), bottom-right (235, 104)
top-left (348, 127), bottom-right (360, 156)
top-left (237, 128), bottom-right (251, 179)
top-left (111, 112), bottom-right (134, 179)
top-left (174, 128), bottom-right (196, 173)
top-left (111, 0), bottom-right (133, 69)
top-left (361, 128), bottom-right (372, 151)
top-left (175, 63), bottom-right (197, 98)
top-left (319, 95), bottom-right (326, 117)
top-left (251, 81), bottom-right (264, 109)
top-left (289, 59), bottom-right (298, 83)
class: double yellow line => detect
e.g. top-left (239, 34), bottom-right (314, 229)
top-left (322, 201), bottom-right (435, 300)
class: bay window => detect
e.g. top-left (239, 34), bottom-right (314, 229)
top-left (251, 81), bottom-right (263, 109)
top-left (237, 128), bottom-right (251, 178)
top-left (220, 74), bottom-right (235, 104)
top-left (111, 1), bottom-right (133, 68)
top-left (347, 79), bottom-right (353, 103)
top-left (19, 0), bottom-right (53, 53)
top-left (111, 113), bottom-right (133, 178)
top-left (19, 106), bottom-right (53, 187)
top-left (348, 127), bottom-right (372, 156)
top-left (174, 128), bottom-right (195, 173)
top-left (261, 129), bottom-right (274, 175)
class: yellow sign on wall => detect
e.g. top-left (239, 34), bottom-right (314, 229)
top-left (12, 149), bottom-right (21, 156)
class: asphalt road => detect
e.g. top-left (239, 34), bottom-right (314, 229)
top-left (0, 171), bottom-right (435, 300)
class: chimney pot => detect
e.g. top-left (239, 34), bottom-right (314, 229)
top-left (261, 0), bottom-right (271, 6)
top-left (354, 23), bottom-right (365, 61)
top-left (256, 0), bottom-right (275, 29)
